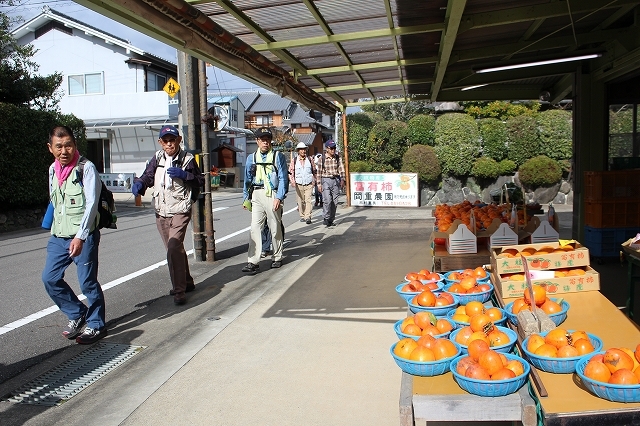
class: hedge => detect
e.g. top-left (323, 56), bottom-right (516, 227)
top-left (536, 110), bottom-right (572, 160)
top-left (506, 115), bottom-right (540, 167)
top-left (366, 120), bottom-right (409, 171)
top-left (478, 118), bottom-right (507, 161)
top-left (401, 144), bottom-right (441, 183)
top-left (434, 113), bottom-right (481, 176)
top-left (518, 155), bottom-right (562, 188)
top-left (407, 114), bottom-right (435, 146)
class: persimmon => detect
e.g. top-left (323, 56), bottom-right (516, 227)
top-left (426, 272), bottom-right (441, 281)
top-left (418, 269), bottom-right (430, 277)
top-left (415, 290), bottom-right (436, 307)
top-left (510, 274), bottom-right (525, 281)
top-left (567, 268), bottom-right (586, 276)
top-left (479, 350), bottom-right (504, 376)
top-left (409, 346), bottom-right (436, 362)
top-left (401, 282), bottom-right (419, 292)
top-left (539, 299), bottom-right (563, 314)
top-left (416, 334), bottom-right (436, 349)
top-left (523, 284), bottom-right (546, 306)
top-left (491, 368), bottom-right (516, 381)
top-left (416, 273), bottom-right (429, 281)
top-left (534, 344), bottom-right (558, 358)
top-left (467, 331), bottom-right (491, 345)
top-left (448, 271), bottom-right (463, 281)
top-left (485, 307), bottom-right (503, 322)
top-left (435, 293), bottom-right (454, 306)
top-left (394, 338), bottom-right (419, 359)
top-left (545, 328), bottom-right (570, 349)
top-left (634, 365), bottom-right (640, 382)
top-left (570, 330), bottom-right (589, 342)
top-left (468, 339), bottom-right (490, 361)
top-left (406, 272), bottom-right (419, 281)
top-left (511, 298), bottom-right (528, 314)
top-left (402, 323), bottom-right (422, 336)
top-left (435, 318), bottom-right (453, 334)
top-left (620, 348), bottom-right (640, 370)
top-left (609, 369), bottom-right (639, 385)
top-left (425, 282), bottom-right (440, 291)
top-left (465, 301), bottom-right (485, 317)
top-left (527, 334), bottom-right (546, 354)
top-left (573, 339), bottom-right (596, 356)
top-left (477, 283), bottom-right (492, 292)
top-left (465, 364), bottom-right (491, 380)
top-left (473, 266), bottom-right (488, 279)
top-left (413, 311), bottom-right (434, 329)
top-left (505, 359), bottom-right (525, 377)
top-left (499, 248), bottom-right (518, 258)
top-left (462, 268), bottom-right (474, 277)
top-left (470, 313), bottom-right (493, 333)
top-left (421, 324), bottom-right (441, 337)
top-left (604, 348), bottom-right (635, 373)
top-left (451, 312), bottom-right (470, 323)
top-left (488, 330), bottom-right (511, 347)
top-left (454, 326), bottom-right (474, 345)
top-left (557, 345), bottom-right (580, 358)
top-left (459, 277), bottom-right (478, 291)
top-left (456, 356), bottom-right (478, 376)
top-left (583, 360), bottom-right (611, 383)
top-left (636, 344), bottom-right (640, 364)
top-left (432, 338), bottom-right (458, 360)
top-left (447, 283), bottom-right (466, 294)
top-left (401, 317), bottom-right (415, 330)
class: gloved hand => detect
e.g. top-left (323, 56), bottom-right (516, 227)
top-left (167, 167), bottom-right (188, 180)
top-left (132, 181), bottom-right (143, 197)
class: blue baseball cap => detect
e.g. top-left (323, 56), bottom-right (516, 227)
top-left (325, 140), bottom-right (336, 149)
top-left (159, 125), bottom-right (180, 139)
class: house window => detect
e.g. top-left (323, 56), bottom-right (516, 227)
top-left (608, 104), bottom-right (640, 169)
top-left (256, 115), bottom-right (271, 125)
top-left (231, 109), bottom-right (238, 122)
top-left (68, 73), bottom-right (104, 95)
top-left (147, 71), bottom-right (167, 92)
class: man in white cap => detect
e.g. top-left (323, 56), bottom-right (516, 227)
top-left (289, 142), bottom-right (317, 224)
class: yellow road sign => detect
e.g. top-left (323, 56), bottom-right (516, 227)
top-left (163, 77), bottom-right (180, 98)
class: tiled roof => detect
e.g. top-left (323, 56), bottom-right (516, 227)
top-left (295, 132), bottom-right (316, 146)
top-left (248, 93), bottom-right (293, 113)
top-left (236, 92), bottom-right (260, 110)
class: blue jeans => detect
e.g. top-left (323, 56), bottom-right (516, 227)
top-left (42, 230), bottom-right (105, 330)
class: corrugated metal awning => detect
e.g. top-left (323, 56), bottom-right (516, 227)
top-left (83, 116), bottom-right (178, 129)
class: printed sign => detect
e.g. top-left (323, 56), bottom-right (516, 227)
top-left (349, 172), bottom-right (419, 207)
top-left (163, 77), bottom-right (180, 98)
top-left (99, 173), bottom-right (135, 193)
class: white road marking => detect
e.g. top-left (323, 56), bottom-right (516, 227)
top-left (0, 206), bottom-right (299, 336)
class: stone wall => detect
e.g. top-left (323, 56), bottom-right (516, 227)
top-left (0, 207), bottom-right (47, 234)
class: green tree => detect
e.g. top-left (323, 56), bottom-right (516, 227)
top-left (462, 101), bottom-right (540, 120)
top-left (434, 113), bottom-right (481, 176)
top-left (609, 105), bottom-right (634, 158)
top-left (341, 112), bottom-right (375, 162)
top-left (401, 144), bottom-right (440, 183)
top-left (536, 110), bottom-right (572, 160)
top-left (478, 118), bottom-right (507, 161)
top-left (0, 6), bottom-right (62, 110)
top-left (361, 96), bottom-right (434, 121)
top-left (366, 120), bottom-right (409, 171)
top-left (506, 115), bottom-right (540, 166)
top-left (407, 114), bottom-right (436, 146)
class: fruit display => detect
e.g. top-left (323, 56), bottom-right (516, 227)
top-left (447, 303), bottom-right (507, 329)
top-left (503, 284), bottom-right (570, 327)
top-left (576, 347), bottom-right (640, 403)
top-left (394, 311), bottom-right (455, 340)
top-left (450, 352), bottom-right (531, 397)
top-left (450, 325), bottom-right (517, 355)
top-left (434, 201), bottom-right (509, 232)
top-left (390, 337), bottom-right (462, 376)
top-left (408, 290), bottom-right (459, 316)
top-left (522, 329), bottom-right (603, 374)
top-left (405, 269), bottom-right (443, 282)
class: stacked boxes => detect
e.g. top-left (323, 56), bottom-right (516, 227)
top-left (491, 242), bottom-right (600, 298)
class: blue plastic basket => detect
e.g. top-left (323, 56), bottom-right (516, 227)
top-left (390, 341), bottom-right (462, 377)
top-left (576, 351), bottom-right (640, 402)
top-left (443, 269), bottom-right (490, 284)
top-left (443, 282), bottom-right (494, 304)
top-left (393, 318), bottom-right (455, 341)
top-left (449, 325), bottom-right (517, 355)
top-left (521, 331), bottom-right (603, 374)
top-left (396, 281), bottom-right (444, 303)
top-left (446, 307), bottom-right (507, 330)
top-left (408, 293), bottom-right (459, 316)
top-left (504, 299), bottom-right (570, 327)
top-left (450, 352), bottom-right (530, 397)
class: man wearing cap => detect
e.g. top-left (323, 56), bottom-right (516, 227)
top-left (241, 127), bottom-right (288, 274)
top-left (131, 125), bottom-right (204, 305)
top-left (316, 140), bottom-right (345, 227)
top-left (289, 142), bottom-right (316, 224)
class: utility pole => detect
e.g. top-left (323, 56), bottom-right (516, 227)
top-left (199, 59), bottom-right (215, 261)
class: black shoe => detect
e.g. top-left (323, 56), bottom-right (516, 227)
top-left (323, 219), bottom-right (328, 225)
top-left (173, 294), bottom-right (187, 305)
top-left (300, 218), bottom-right (305, 222)
top-left (170, 284), bottom-right (195, 296)
top-left (326, 221), bottom-right (334, 227)
top-left (242, 262), bottom-right (260, 274)
top-left (75, 327), bottom-right (107, 345)
top-left (62, 315), bottom-right (86, 340)
top-left (271, 260), bottom-right (282, 268)
top-left (306, 219), bottom-right (312, 224)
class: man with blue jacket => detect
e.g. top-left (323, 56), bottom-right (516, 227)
top-left (242, 127), bottom-right (288, 274)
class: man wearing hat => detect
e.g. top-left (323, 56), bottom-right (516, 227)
top-left (316, 140), bottom-right (345, 227)
top-left (131, 125), bottom-right (204, 305)
top-left (241, 127), bottom-right (288, 274)
top-left (289, 142), bottom-right (316, 224)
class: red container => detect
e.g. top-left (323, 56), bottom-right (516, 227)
top-left (585, 200), bottom-right (640, 228)
top-left (584, 170), bottom-right (640, 202)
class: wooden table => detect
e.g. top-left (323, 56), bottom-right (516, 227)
top-left (400, 291), bottom-right (640, 425)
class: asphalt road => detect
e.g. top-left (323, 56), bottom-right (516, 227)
top-left (0, 190), bottom-right (304, 385)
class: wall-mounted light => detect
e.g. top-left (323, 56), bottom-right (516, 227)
top-left (476, 53), bottom-right (602, 74)
top-left (461, 84), bottom-right (488, 91)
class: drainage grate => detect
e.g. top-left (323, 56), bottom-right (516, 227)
top-left (4, 342), bottom-right (145, 406)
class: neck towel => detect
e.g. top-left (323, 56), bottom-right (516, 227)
top-left (54, 151), bottom-right (80, 187)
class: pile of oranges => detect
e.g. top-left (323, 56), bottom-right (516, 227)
top-left (393, 336), bottom-right (459, 362)
top-left (410, 288), bottom-right (455, 307)
top-left (583, 346), bottom-right (640, 384)
top-left (526, 329), bottom-right (596, 358)
top-left (434, 201), bottom-right (508, 232)
top-left (455, 347), bottom-right (525, 381)
top-left (447, 267), bottom-right (492, 294)
top-left (453, 302), bottom-right (511, 348)
top-left (509, 284), bottom-right (564, 315)
top-left (451, 301), bottom-right (503, 326)
top-left (406, 269), bottom-right (441, 282)
top-left (497, 245), bottom-right (574, 258)
top-left (399, 312), bottom-right (454, 337)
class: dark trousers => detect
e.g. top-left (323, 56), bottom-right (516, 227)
top-left (156, 212), bottom-right (194, 296)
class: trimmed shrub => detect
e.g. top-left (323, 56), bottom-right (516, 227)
top-left (536, 110), bottom-right (572, 160)
top-left (344, 112), bottom-right (376, 162)
top-left (434, 113), bottom-right (481, 176)
top-left (407, 114), bottom-right (436, 146)
top-left (498, 159), bottom-right (516, 175)
top-left (471, 157), bottom-right (502, 179)
top-left (349, 160), bottom-right (372, 173)
top-left (506, 115), bottom-right (540, 167)
top-left (518, 155), bottom-right (562, 188)
top-left (366, 120), bottom-right (409, 171)
top-left (401, 145), bottom-right (441, 183)
top-left (479, 118), bottom-right (507, 161)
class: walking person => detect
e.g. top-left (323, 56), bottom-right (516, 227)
top-left (316, 140), bottom-right (345, 227)
top-left (131, 125), bottom-right (204, 305)
top-left (289, 142), bottom-right (316, 224)
top-left (241, 127), bottom-right (288, 274)
top-left (42, 125), bottom-right (107, 344)
top-left (314, 153), bottom-right (323, 207)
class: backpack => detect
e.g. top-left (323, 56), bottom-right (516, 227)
top-left (78, 157), bottom-right (117, 229)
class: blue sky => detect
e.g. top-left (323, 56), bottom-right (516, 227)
top-left (3, 0), bottom-right (266, 94)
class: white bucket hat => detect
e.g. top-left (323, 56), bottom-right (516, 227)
top-left (295, 142), bottom-right (308, 150)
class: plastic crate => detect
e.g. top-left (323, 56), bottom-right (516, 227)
top-left (584, 170), bottom-right (640, 202)
top-left (584, 200), bottom-right (640, 228)
top-left (584, 226), bottom-right (640, 257)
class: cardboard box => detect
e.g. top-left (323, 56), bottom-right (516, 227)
top-left (491, 242), bottom-right (590, 275)
top-left (432, 220), bottom-right (478, 255)
top-left (489, 222), bottom-right (519, 248)
top-left (530, 219), bottom-right (560, 244)
top-left (493, 265), bottom-right (600, 299)
top-left (622, 235), bottom-right (640, 258)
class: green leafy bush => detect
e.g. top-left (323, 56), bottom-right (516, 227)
top-left (366, 120), bottom-right (409, 171)
top-left (536, 110), bottom-right (572, 160)
top-left (343, 112), bottom-right (375, 162)
top-left (518, 155), bottom-right (562, 188)
top-left (407, 114), bottom-right (435, 146)
top-left (401, 145), bottom-right (441, 183)
top-left (478, 118), bottom-right (507, 161)
top-left (471, 157), bottom-right (502, 179)
top-left (349, 160), bottom-right (372, 173)
top-left (434, 113), bottom-right (481, 176)
top-left (463, 101), bottom-right (540, 120)
top-left (498, 159), bottom-right (516, 175)
top-left (506, 115), bottom-right (540, 166)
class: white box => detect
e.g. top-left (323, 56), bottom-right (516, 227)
top-left (446, 224), bottom-right (477, 254)
top-left (490, 223), bottom-right (519, 248)
top-left (530, 219), bottom-right (560, 244)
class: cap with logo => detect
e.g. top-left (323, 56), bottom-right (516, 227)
top-left (295, 142), bottom-right (308, 150)
top-left (254, 127), bottom-right (273, 138)
top-left (159, 125), bottom-right (180, 139)
top-left (325, 140), bottom-right (336, 149)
